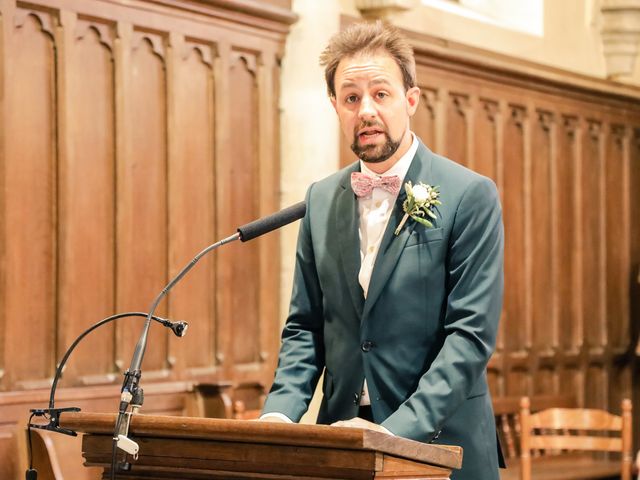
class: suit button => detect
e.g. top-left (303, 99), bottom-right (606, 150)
top-left (361, 341), bottom-right (373, 352)
top-left (353, 393), bottom-right (360, 405)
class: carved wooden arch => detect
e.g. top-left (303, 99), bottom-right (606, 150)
top-left (537, 110), bottom-right (554, 132)
top-left (420, 88), bottom-right (437, 118)
top-left (231, 50), bottom-right (259, 76)
top-left (132, 29), bottom-right (167, 60)
top-left (14, 7), bottom-right (56, 39)
top-left (75, 19), bottom-right (115, 51)
top-left (510, 104), bottom-right (527, 128)
top-left (481, 98), bottom-right (499, 123)
top-left (182, 40), bottom-right (218, 67)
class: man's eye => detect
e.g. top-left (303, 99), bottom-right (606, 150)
top-left (376, 91), bottom-right (388, 99)
top-left (346, 95), bottom-right (358, 104)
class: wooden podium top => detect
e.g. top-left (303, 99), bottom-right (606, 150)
top-left (60, 412), bottom-right (462, 479)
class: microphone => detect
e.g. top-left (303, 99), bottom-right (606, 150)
top-left (237, 201), bottom-right (306, 242)
top-left (168, 320), bottom-right (188, 337)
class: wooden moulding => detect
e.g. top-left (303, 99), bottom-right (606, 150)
top-left (139, 0), bottom-right (298, 30)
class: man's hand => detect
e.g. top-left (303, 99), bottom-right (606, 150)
top-left (257, 416), bottom-right (288, 423)
top-left (331, 417), bottom-right (392, 434)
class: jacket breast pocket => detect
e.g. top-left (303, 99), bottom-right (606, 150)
top-left (405, 227), bottom-right (443, 247)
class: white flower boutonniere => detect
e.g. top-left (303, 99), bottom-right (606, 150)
top-left (394, 181), bottom-right (441, 236)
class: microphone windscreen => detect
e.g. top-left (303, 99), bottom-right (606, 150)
top-left (237, 201), bottom-right (306, 242)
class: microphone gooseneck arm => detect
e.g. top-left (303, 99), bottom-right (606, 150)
top-left (121, 232), bottom-right (240, 400)
top-left (110, 232), bottom-right (239, 480)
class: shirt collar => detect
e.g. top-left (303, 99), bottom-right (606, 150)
top-left (359, 132), bottom-right (418, 183)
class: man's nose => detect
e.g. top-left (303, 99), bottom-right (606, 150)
top-left (358, 95), bottom-right (377, 120)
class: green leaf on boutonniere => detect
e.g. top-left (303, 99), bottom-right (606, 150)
top-left (394, 182), bottom-right (441, 236)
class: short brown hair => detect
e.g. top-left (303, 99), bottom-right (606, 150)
top-left (319, 21), bottom-right (417, 98)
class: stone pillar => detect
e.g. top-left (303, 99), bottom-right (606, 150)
top-left (600, 0), bottom-right (640, 78)
top-left (355, 0), bottom-right (418, 19)
top-left (279, 0), bottom-right (342, 422)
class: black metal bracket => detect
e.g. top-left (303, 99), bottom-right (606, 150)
top-left (29, 406), bottom-right (81, 436)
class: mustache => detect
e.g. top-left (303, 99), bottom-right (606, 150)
top-left (354, 120), bottom-right (387, 136)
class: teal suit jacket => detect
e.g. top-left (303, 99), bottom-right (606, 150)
top-left (263, 140), bottom-right (504, 480)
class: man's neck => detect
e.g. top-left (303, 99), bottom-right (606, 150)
top-left (364, 129), bottom-right (412, 175)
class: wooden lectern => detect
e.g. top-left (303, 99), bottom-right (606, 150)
top-left (60, 412), bottom-right (462, 479)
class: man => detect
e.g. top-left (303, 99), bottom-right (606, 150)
top-left (261, 21), bottom-right (504, 480)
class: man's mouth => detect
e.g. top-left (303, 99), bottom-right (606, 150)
top-left (357, 128), bottom-right (385, 144)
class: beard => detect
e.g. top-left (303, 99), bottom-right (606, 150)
top-left (350, 122), bottom-right (401, 164)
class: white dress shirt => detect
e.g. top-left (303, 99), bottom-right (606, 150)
top-left (357, 134), bottom-right (418, 405)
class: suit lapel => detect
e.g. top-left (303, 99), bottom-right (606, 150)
top-left (362, 142), bottom-right (433, 319)
top-left (336, 163), bottom-right (365, 317)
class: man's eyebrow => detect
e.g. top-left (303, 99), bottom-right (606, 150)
top-left (339, 80), bottom-right (358, 90)
top-left (369, 78), bottom-right (392, 87)
top-left (338, 78), bottom-right (392, 90)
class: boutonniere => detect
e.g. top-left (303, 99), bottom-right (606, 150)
top-left (394, 181), bottom-right (441, 236)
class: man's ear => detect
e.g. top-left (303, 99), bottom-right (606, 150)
top-left (406, 86), bottom-right (420, 116)
top-left (330, 95), bottom-right (337, 112)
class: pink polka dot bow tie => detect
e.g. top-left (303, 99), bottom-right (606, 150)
top-left (350, 171), bottom-right (401, 197)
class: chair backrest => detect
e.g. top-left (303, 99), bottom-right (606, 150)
top-left (493, 394), bottom-right (576, 462)
top-left (23, 428), bottom-right (101, 480)
top-left (232, 382), bottom-right (266, 420)
top-left (188, 381), bottom-right (265, 420)
top-left (519, 396), bottom-right (633, 480)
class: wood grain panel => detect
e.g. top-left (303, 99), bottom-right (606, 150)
top-left (0, 0), bottom-right (7, 391)
top-left (559, 367), bottom-right (582, 400)
top-left (555, 117), bottom-right (580, 352)
top-left (58, 19), bottom-right (117, 383)
top-left (531, 110), bottom-right (554, 352)
top-left (631, 131), bottom-right (640, 453)
top-left (0, 428), bottom-right (18, 480)
top-left (474, 98), bottom-right (498, 180)
top-left (445, 93), bottom-right (469, 166)
top-left (0, 1), bottom-right (289, 478)
top-left (586, 365), bottom-right (607, 409)
top-left (581, 121), bottom-right (605, 349)
top-left (4, 10), bottom-right (57, 388)
top-left (412, 88), bottom-right (437, 150)
top-left (533, 367), bottom-right (555, 395)
top-left (502, 105), bottom-right (527, 353)
top-left (116, 32), bottom-right (169, 375)
top-left (226, 51), bottom-right (261, 366)
top-left (168, 38), bottom-right (218, 375)
top-left (255, 52), bottom-right (282, 384)
top-left (604, 125), bottom-right (627, 348)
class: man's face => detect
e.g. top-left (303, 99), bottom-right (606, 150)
top-left (331, 51), bottom-right (419, 165)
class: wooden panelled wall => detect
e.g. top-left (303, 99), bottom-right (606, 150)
top-left (342, 27), bottom-right (640, 442)
top-left (0, 0), bottom-right (294, 477)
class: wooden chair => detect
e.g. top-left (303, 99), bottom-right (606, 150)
top-left (519, 396), bottom-right (633, 480)
top-left (232, 381), bottom-right (266, 420)
top-left (232, 399), bottom-right (262, 420)
top-left (18, 427), bottom-right (101, 480)
top-left (188, 381), bottom-right (265, 420)
top-left (494, 394), bottom-right (576, 471)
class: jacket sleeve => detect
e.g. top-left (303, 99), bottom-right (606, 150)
top-left (261, 185), bottom-right (326, 422)
top-left (381, 177), bottom-right (504, 441)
